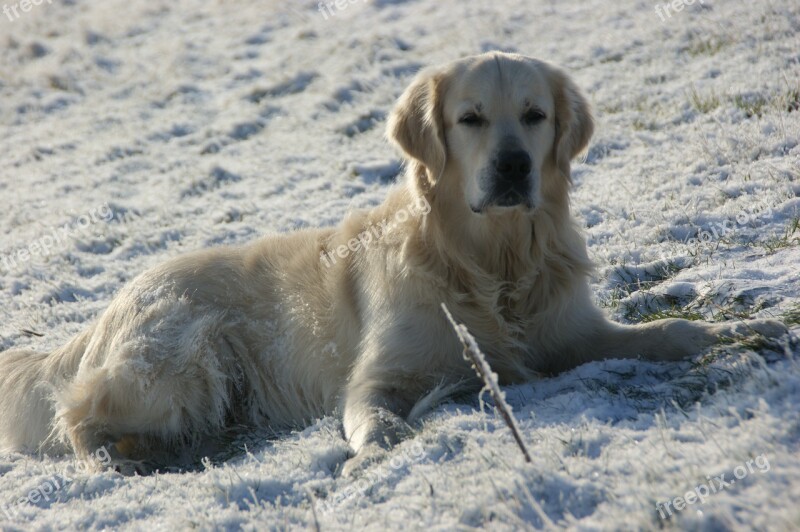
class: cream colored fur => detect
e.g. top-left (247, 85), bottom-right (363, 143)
top-left (0, 53), bottom-right (786, 474)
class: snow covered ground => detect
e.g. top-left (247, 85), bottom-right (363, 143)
top-left (1, 0), bottom-right (799, 529)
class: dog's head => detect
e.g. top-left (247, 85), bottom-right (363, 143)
top-left (388, 53), bottom-right (593, 215)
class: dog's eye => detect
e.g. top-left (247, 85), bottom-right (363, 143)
top-left (459, 113), bottom-right (486, 127)
top-left (522, 109), bottom-right (546, 125)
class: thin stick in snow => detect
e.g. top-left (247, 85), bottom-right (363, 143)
top-left (441, 303), bottom-right (532, 463)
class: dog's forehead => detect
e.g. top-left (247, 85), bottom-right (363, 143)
top-left (449, 56), bottom-right (552, 111)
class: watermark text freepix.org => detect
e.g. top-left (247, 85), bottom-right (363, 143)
top-left (0, 203), bottom-right (113, 274)
top-left (654, 0), bottom-right (705, 22)
top-left (659, 189), bottom-right (794, 263)
top-left (320, 196), bottom-right (431, 268)
top-left (656, 453), bottom-right (770, 519)
top-left (687, 197), bottom-right (773, 248)
top-left (318, 0), bottom-right (367, 20)
top-left (3, 0), bottom-right (51, 22)
top-left (1, 446), bottom-right (111, 522)
top-left (316, 441), bottom-right (426, 514)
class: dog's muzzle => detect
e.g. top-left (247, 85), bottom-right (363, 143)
top-left (488, 149), bottom-right (533, 208)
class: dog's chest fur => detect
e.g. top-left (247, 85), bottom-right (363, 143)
top-left (384, 207), bottom-right (593, 383)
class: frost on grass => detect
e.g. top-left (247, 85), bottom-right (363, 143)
top-left (441, 303), bottom-right (532, 464)
top-left (0, 0), bottom-right (799, 529)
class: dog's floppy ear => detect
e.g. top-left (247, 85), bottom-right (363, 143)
top-left (387, 67), bottom-right (449, 190)
top-left (550, 67), bottom-right (594, 180)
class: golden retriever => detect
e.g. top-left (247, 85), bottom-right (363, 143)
top-left (0, 52), bottom-right (787, 474)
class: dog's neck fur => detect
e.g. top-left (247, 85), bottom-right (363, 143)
top-left (382, 164), bottom-right (593, 366)
top-left (408, 164), bottom-right (591, 283)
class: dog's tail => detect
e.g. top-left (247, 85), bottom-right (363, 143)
top-left (0, 327), bottom-right (92, 454)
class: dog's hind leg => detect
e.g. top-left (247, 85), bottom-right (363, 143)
top-left (55, 339), bottom-right (238, 470)
top-left (55, 366), bottom-right (186, 467)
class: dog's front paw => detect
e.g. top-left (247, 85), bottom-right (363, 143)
top-left (726, 319), bottom-right (788, 339)
top-left (340, 445), bottom-right (387, 478)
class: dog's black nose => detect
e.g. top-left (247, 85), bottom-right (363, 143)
top-left (495, 150), bottom-right (532, 181)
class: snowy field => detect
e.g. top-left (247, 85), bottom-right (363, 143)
top-left (1, 0), bottom-right (799, 529)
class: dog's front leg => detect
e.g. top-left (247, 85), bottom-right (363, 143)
top-left (340, 370), bottom-right (415, 476)
top-left (579, 317), bottom-right (788, 368)
top-left (343, 379), bottom-right (414, 451)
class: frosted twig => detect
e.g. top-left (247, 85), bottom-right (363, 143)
top-left (441, 303), bottom-right (532, 463)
